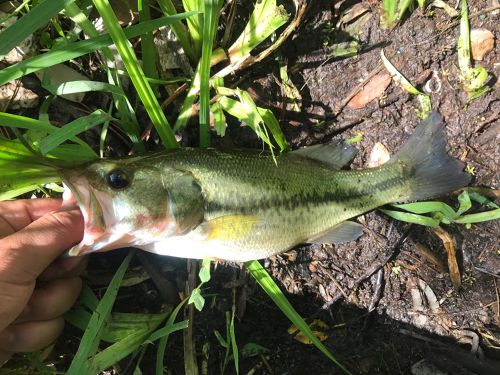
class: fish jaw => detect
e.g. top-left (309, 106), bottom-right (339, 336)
top-left (61, 175), bottom-right (135, 256)
top-left (61, 172), bottom-right (178, 256)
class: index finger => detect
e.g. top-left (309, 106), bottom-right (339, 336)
top-left (0, 207), bottom-right (84, 285)
top-left (0, 199), bottom-right (64, 238)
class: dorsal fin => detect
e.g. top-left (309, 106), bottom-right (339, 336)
top-left (291, 140), bottom-right (357, 169)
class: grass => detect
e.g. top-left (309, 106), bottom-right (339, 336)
top-left (381, 0), bottom-right (417, 28)
top-left (381, 189), bottom-right (500, 228)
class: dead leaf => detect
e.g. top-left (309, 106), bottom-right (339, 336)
top-left (470, 28), bottom-right (495, 61)
top-left (289, 319), bottom-right (330, 344)
top-left (433, 226), bottom-right (461, 289)
top-left (347, 72), bottom-right (391, 109)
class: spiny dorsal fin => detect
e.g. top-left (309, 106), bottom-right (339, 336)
top-left (291, 140), bottom-right (357, 169)
top-left (307, 221), bottom-right (364, 244)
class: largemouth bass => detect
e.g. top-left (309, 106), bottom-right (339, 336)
top-left (61, 112), bottom-right (471, 261)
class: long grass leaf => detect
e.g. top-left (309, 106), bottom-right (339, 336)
top-left (92, 0), bottom-right (178, 149)
top-left (138, 0), bottom-right (159, 87)
top-left (245, 260), bottom-right (351, 374)
top-left (453, 208), bottom-right (500, 224)
top-left (380, 209), bottom-right (441, 227)
top-left (392, 201), bottom-right (458, 220)
top-left (0, 13), bottom-right (196, 86)
top-left (157, 0), bottom-right (196, 62)
top-left (199, 0), bottom-right (220, 147)
top-left (90, 331), bottom-right (151, 372)
top-left (0, 112), bottom-right (97, 156)
top-left (38, 109), bottom-right (110, 154)
top-left (228, 0), bottom-right (289, 61)
top-left (67, 250), bottom-right (135, 375)
top-left (155, 299), bottom-right (188, 375)
top-left (0, 0), bottom-right (72, 59)
top-left (46, 80), bottom-right (125, 96)
top-left (182, 0), bottom-right (203, 59)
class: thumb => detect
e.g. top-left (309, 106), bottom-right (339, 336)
top-left (0, 207), bottom-right (83, 285)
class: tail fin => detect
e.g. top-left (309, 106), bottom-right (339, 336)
top-left (389, 111), bottom-right (471, 201)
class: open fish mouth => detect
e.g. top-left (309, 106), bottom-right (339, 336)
top-left (61, 176), bottom-right (133, 256)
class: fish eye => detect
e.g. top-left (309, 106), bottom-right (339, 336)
top-left (106, 169), bottom-right (130, 190)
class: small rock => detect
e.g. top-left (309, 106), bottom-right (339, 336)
top-left (470, 28), bottom-right (494, 61)
top-left (347, 72), bottom-right (392, 109)
top-left (0, 80), bottom-right (38, 109)
top-left (367, 142), bottom-right (391, 168)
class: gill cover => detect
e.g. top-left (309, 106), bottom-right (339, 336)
top-left (61, 159), bottom-right (206, 256)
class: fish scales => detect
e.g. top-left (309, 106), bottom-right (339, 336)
top-left (61, 112), bottom-right (471, 260)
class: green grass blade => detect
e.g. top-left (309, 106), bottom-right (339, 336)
top-left (245, 260), bottom-right (351, 374)
top-left (199, 0), bottom-right (220, 147)
top-left (38, 109), bottom-right (110, 154)
top-left (381, 49), bottom-right (431, 118)
top-left (258, 108), bottom-right (288, 152)
top-left (392, 201), bottom-right (458, 220)
top-left (174, 64), bottom-right (201, 131)
top-left (228, 0), bottom-right (289, 61)
top-left (92, 0), bottom-right (178, 149)
top-left (182, 0), bottom-right (203, 59)
top-left (90, 331), bottom-right (152, 372)
top-left (218, 93), bottom-right (287, 153)
top-left (147, 320), bottom-right (189, 342)
top-left (157, 0), bottom-right (197, 62)
top-left (0, 13), bottom-right (196, 86)
top-left (67, 250), bottom-right (135, 375)
top-left (45, 80), bottom-right (125, 96)
top-left (211, 101), bottom-right (226, 136)
top-left (0, 112), bottom-right (98, 157)
top-left (155, 299), bottom-right (188, 375)
top-left (0, 0), bottom-right (72, 59)
top-left (138, 0), bottom-right (159, 87)
top-left (229, 306), bottom-right (239, 374)
top-left (453, 208), bottom-right (500, 224)
top-left (380, 209), bottom-right (441, 227)
top-left (64, 1), bottom-right (145, 152)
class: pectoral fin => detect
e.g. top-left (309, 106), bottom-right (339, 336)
top-left (308, 221), bottom-right (364, 244)
top-left (201, 215), bottom-right (258, 242)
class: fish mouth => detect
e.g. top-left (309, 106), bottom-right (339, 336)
top-left (61, 175), bottom-right (133, 256)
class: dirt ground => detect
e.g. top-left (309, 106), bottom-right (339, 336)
top-left (5, 1), bottom-right (498, 374)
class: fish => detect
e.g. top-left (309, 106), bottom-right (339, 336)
top-left (60, 112), bottom-right (471, 261)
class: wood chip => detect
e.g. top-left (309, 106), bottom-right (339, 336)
top-left (432, 226), bottom-right (461, 289)
top-left (347, 72), bottom-right (391, 109)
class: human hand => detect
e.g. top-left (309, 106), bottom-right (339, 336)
top-left (0, 199), bottom-right (84, 365)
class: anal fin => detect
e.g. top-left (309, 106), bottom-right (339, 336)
top-left (307, 221), bottom-right (364, 244)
